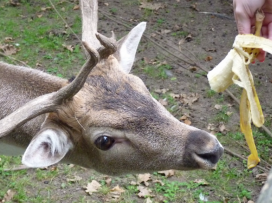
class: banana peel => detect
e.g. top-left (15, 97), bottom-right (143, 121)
top-left (207, 10), bottom-right (271, 169)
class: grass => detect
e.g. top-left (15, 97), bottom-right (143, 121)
top-left (0, 0), bottom-right (270, 202)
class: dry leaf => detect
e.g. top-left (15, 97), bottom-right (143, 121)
top-left (145, 197), bottom-right (153, 203)
top-left (189, 66), bottom-right (197, 72)
top-left (158, 170), bottom-right (175, 178)
top-left (214, 104), bottom-right (222, 110)
top-left (105, 177), bottom-right (112, 186)
top-left (130, 181), bottom-right (137, 185)
top-left (67, 175), bottom-right (82, 182)
top-left (190, 3), bottom-right (199, 11)
top-left (2, 189), bottom-right (16, 202)
top-left (255, 173), bottom-right (267, 183)
top-left (4, 37), bottom-right (13, 42)
top-left (104, 3), bottom-right (109, 6)
top-left (138, 186), bottom-right (153, 198)
top-left (219, 123), bottom-right (226, 132)
top-left (153, 179), bottom-right (164, 186)
top-left (41, 7), bottom-right (51, 11)
top-left (184, 119), bottom-right (192, 125)
top-left (139, 1), bottom-right (163, 11)
top-left (0, 44), bottom-right (18, 55)
top-left (159, 29), bottom-right (171, 35)
top-left (73, 5), bottom-right (80, 10)
top-left (205, 56), bottom-right (213, 61)
top-left (137, 173), bottom-right (151, 186)
top-left (180, 93), bottom-right (199, 106)
top-left (154, 88), bottom-right (169, 94)
top-left (85, 180), bottom-right (101, 195)
top-left (193, 179), bottom-right (209, 185)
top-left (158, 99), bottom-right (168, 106)
top-left (110, 185), bottom-right (125, 194)
top-left (37, 14), bottom-right (43, 18)
top-left (226, 111), bottom-right (233, 116)
top-left (62, 44), bottom-right (74, 52)
top-left (9, 0), bottom-right (20, 6)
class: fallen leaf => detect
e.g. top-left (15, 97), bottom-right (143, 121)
top-left (67, 175), bottom-right (82, 182)
top-left (137, 173), bottom-right (151, 186)
top-left (62, 44), bottom-right (74, 52)
top-left (219, 123), bottom-right (226, 132)
top-left (255, 173), bottom-right (267, 183)
top-left (226, 111), bottom-right (233, 116)
top-left (73, 5), bottom-right (80, 10)
top-left (4, 37), bottom-right (13, 42)
top-left (41, 7), bottom-right (51, 11)
top-left (189, 66), bottom-right (197, 72)
top-left (108, 185), bottom-right (126, 201)
top-left (184, 119), bottom-right (192, 125)
top-left (139, 1), bottom-right (163, 11)
top-left (85, 180), bottom-right (101, 195)
top-left (145, 197), bottom-right (153, 203)
top-left (9, 0), bottom-right (20, 6)
top-left (153, 179), bottom-right (164, 186)
top-left (37, 14), bottom-right (43, 18)
top-left (214, 104), bottom-right (222, 110)
top-left (193, 179), bottom-right (209, 186)
top-left (2, 189), bottom-right (16, 202)
top-left (158, 99), bottom-right (168, 106)
top-left (247, 201), bottom-right (254, 203)
top-left (205, 56), bottom-right (213, 61)
top-left (130, 181), bottom-right (137, 185)
top-left (158, 170), bottom-right (175, 178)
top-left (104, 3), bottom-right (109, 6)
top-left (159, 29), bottom-right (171, 35)
top-left (185, 34), bottom-right (193, 42)
top-left (190, 3), bottom-right (199, 11)
top-left (138, 186), bottom-right (153, 198)
top-left (154, 88), bottom-right (168, 94)
top-left (0, 44), bottom-right (18, 55)
top-left (180, 93), bottom-right (199, 106)
top-left (105, 177), bottom-right (112, 186)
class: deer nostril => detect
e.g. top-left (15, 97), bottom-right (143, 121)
top-left (198, 153), bottom-right (218, 164)
top-left (197, 147), bottom-right (224, 164)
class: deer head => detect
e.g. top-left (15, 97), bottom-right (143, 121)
top-left (0, 0), bottom-right (223, 175)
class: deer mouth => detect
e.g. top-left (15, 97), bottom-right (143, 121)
top-left (193, 146), bottom-right (224, 169)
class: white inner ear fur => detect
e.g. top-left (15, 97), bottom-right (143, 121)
top-left (119, 22), bottom-right (146, 73)
top-left (22, 129), bottom-right (73, 168)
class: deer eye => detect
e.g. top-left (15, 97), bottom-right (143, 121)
top-left (94, 136), bottom-right (115, 150)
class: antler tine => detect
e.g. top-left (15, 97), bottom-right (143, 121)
top-left (0, 42), bottom-right (99, 138)
top-left (95, 32), bottom-right (117, 59)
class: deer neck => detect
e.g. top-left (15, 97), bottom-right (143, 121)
top-left (0, 62), bottom-right (67, 153)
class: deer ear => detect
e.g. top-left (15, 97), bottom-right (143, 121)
top-left (115, 22), bottom-right (146, 73)
top-left (22, 129), bottom-right (73, 168)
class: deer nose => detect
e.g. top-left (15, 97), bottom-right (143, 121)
top-left (196, 143), bottom-right (224, 165)
top-left (185, 130), bottom-right (224, 169)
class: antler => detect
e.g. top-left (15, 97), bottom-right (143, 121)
top-left (0, 0), bottom-right (117, 138)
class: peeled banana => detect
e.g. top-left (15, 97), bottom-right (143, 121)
top-left (207, 10), bottom-right (272, 169)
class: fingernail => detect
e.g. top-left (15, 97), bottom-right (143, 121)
top-left (260, 59), bottom-right (265, 63)
top-left (252, 60), bottom-right (255, 64)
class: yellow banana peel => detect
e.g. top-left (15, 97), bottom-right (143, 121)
top-left (207, 10), bottom-right (270, 169)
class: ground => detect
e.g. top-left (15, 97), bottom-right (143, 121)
top-left (0, 0), bottom-right (272, 202)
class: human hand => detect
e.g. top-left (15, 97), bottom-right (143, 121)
top-left (233, 0), bottom-right (272, 62)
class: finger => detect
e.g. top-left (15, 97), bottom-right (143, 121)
top-left (257, 49), bottom-right (266, 62)
top-left (261, 26), bottom-right (268, 38)
top-left (268, 22), bottom-right (272, 40)
top-left (234, 12), bottom-right (252, 34)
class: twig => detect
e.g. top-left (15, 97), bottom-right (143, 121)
top-left (48, 0), bottom-right (81, 43)
top-left (0, 52), bottom-right (31, 68)
top-left (224, 147), bottom-right (269, 172)
top-left (3, 165), bottom-right (31, 171)
top-left (199, 12), bottom-right (234, 20)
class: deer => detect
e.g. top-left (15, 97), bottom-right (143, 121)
top-left (0, 0), bottom-right (223, 175)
